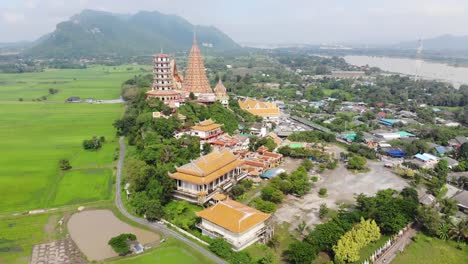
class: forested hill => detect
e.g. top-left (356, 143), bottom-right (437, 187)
top-left (24, 10), bottom-right (240, 58)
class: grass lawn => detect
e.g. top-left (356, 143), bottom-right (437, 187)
top-left (0, 65), bottom-right (149, 101)
top-left (0, 212), bottom-right (63, 264)
top-left (392, 233), bottom-right (468, 264)
top-left (109, 238), bottom-right (215, 264)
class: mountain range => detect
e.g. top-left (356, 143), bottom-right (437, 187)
top-left (23, 10), bottom-right (240, 58)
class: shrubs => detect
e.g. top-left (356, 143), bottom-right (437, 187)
top-left (284, 240), bottom-right (318, 264)
top-left (251, 197), bottom-right (277, 213)
top-left (59, 159), bottom-right (72, 170)
top-left (333, 218), bottom-right (381, 263)
top-left (319, 188), bottom-right (328, 197)
top-left (208, 238), bottom-right (253, 263)
top-left (347, 155), bottom-right (367, 170)
top-left (108, 233), bottom-right (137, 255)
top-left (319, 203), bottom-right (329, 219)
top-left (82, 136), bottom-right (105, 150)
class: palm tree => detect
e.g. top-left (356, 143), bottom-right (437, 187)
top-left (437, 222), bottom-right (449, 241)
top-left (449, 219), bottom-right (468, 243)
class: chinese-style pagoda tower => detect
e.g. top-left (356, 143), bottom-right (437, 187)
top-left (214, 78), bottom-right (229, 107)
top-left (183, 34), bottom-right (213, 95)
top-left (146, 53), bottom-right (183, 107)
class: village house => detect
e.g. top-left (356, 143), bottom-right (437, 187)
top-left (169, 149), bottom-right (246, 204)
top-left (236, 146), bottom-right (283, 178)
top-left (413, 153), bottom-right (439, 169)
top-left (196, 199), bottom-right (273, 251)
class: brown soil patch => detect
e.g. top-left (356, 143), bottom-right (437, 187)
top-left (67, 209), bottom-right (159, 261)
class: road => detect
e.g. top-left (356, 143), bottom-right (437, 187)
top-left (115, 137), bottom-right (226, 264)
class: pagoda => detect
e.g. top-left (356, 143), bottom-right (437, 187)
top-left (146, 53), bottom-right (184, 107)
top-left (183, 35), bottom-right (216, 102)
top-left (214, 79), bottom-right (229, 107)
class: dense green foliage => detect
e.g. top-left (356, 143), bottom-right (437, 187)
top-left (284, 241), bottom-right (318, 264)
top-left (108, 233), bottom-right (137, 255)
top-left (82, 136), bottom-right (105, 150)
top-left (347, 155), bottom-right (367, 170)
top-left (333, 218), bottom-right (381, 263)
top-left (208, 238), bottom-right (253, 264)
top-left (287, 131), bottom-right (336, 143)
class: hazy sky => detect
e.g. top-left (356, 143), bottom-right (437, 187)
top-left (1, 0), bottom-right (467, 44)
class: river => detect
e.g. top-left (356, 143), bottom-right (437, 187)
top-left (344, 55), bottom-right (468, 88)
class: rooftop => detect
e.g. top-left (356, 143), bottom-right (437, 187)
top-left (196, 199), bottom-right (270, 234)
top-left (191, 119), bottom-right (222, 132)
top-left (170, 149), bottom-right (243, 185)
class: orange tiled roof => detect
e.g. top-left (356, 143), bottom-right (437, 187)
top-left (191, 119), bottom-right (222, 132)
top-left (170, 149), bottom-right (243, 185)
top-left (196, 199), bottom-right (270, 234)
top-left (238, 98), bottom-right (280, 117)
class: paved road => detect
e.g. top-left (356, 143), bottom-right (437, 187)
top-left (115, 137), bottom-right (226, 264)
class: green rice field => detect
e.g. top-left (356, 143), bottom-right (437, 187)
top-left (0, 65), bottom-right (148, 213)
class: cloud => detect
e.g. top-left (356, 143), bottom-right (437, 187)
top-left (1, 12), bottom-right (26, 23)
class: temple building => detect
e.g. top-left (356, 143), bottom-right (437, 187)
top-left (169, 149), bottom-right (246, 204)
top-left (238, 98), bottom-right (280, 123)
top-left (214, 79), bottom-right (229, 107)
top-left (196, 199), bottom-right (273, 251)
top-left (146, 54), bottom-right (184, 107)
top-left (183, 35), bottom-right (216, 102)
top-left (189, 119), bottom-right (224, 142)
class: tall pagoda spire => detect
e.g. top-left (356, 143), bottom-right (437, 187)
top-left (183, 32), bottom-right (212, 94)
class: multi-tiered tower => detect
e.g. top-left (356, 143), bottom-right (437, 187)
top-left (146, 53), bottom-right (183, 107)
top-left (183, 35), bottom-right (215, 102)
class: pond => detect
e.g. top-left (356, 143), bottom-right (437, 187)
top-left (67, 209), bottom-right (159, 261)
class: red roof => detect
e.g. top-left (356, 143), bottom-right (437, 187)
top-left (377, 112), bottom-right (386, 118)
top-left (376, 102), bottom-right (384, 107)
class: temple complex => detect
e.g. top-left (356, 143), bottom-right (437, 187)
top-left (238, 98), bottom-right (281, 123)
top-left (146, 54), bottom-right (184, 107)
top-left (147, 35), bottom-right (230, 107)
top-left (169, 149), bottom-right (246, 204)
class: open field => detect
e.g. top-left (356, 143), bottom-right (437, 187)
top-left (0, 65), bottom-right (149, 101)
top-left (0, 102), bottom-right (122, 212)
top-left (110, 238), bottom-right (216, 264)
top-left (0, 212), bottom-right (63, 264)
top-left (392, 233), bottom-right (468, 264)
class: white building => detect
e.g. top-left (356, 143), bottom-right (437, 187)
top-left (196, 199), bottom-right (273, 251)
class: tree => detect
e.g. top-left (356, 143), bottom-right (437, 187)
top-left (347, 155), bottom-right (367, 170)
top-left (59, 159), bottom-right (72, 170)
top-left (319, 203), bottom-right (329, 219)
top-left (202, 142), bottom-right (212, 155)
top-left (301, 158), bottom-right (314, 171)
top-left (440, 198), bottom-right (458, 216)
top-left (458, 142), bottom-right (468, 160)
top-left (285, 241), bottom-right (318, 264)
top-left (355, 131), bottom-right (365, 143)
top-left (231, 184), bottom-right (246, 198)
top-left (144, 199), bottom-right (163, 220)
top-left (400, 187), bottom-right (418, 202)
top-left (416, 206), bottom-right (442, 236)
top-left (209, 238), bottom-right (232, 259)
top-left (449, 219), bottom-right (468, 243)
top-left (82, 136), bottom-right (103, 150)
top-left (189, 92), bottom-right (196, 100)
top-left (108, 233), bottom-right (137, 255)
top-left (230, 251), bottom-right (252, 264)
top-left (318, 188), bottom-right (327, 197)
top-left (261, 186), bottom-right (284, 203)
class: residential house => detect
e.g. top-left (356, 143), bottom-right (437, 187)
top-left (189, 119), bottom-right (224, 142)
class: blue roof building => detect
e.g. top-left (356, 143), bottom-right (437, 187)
top-left (379, 119), bottom-right (401, 126)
